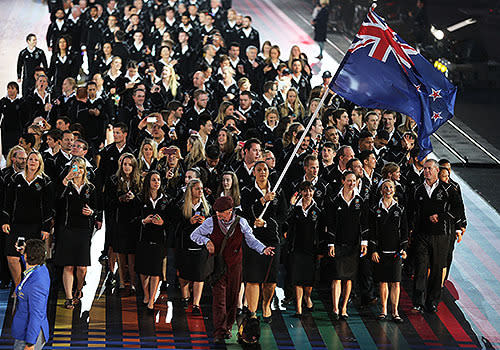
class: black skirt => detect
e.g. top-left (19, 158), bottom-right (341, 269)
top-left (291, 251), bottom-right (315, 286)
top-left (111, 220), bottom-right (139, 254)
top-left (55, 227), bottom-right (92, 266)
top-left (136, 241), bottom-right (166, 276)
top-left (4, 224), bottom-right (41, 257)
top-left (243, 245), bottom-right (280, 283)
top-left (176, 247), bottom-right (210, 282)
top-left (326, 245), bottom-right (359, 281)
top-left (374, 253), bottom-right (402, 282)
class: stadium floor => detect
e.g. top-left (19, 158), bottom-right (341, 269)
top-left (0, 0), bottom-right (499, 349)
top-left (0, 275), bottom-right (490, 349)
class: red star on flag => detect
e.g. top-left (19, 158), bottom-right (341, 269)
top-left (429, 88), bottom-right (442, 101)
top-left (431, 111), bottom-right (443, 122)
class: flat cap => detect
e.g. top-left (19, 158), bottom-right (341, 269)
top-left (213, 196), bottom-right (234, 212)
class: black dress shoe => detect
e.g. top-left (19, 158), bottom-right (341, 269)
top-left (181, 297), bottom-right (189, 308)
top-left (377, 313), bottom-right (387, 321)
top-left (427, 305), bottom-right (438, 313)
top-left (293, 313), bottom-right (302, 319)
top-left (225, 330), bottom-right (232, 339)
top-left (305, 304), bottom-right (314, 312)
top-left (262, 315), bottom-right (272, 324)
top-left (192, 305), bottom-right (201, 315)
top-left (340, 314), bottom-right (349, 320)
top-left (412, 305), bottom-right (424, 313)
top-left (332, 312), bottom-right (340, 320)
top-left (98, 254), bottom-right (108, 266)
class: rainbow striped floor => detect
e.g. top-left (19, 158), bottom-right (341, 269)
top-left (0, 276), bottom-right (491, 349)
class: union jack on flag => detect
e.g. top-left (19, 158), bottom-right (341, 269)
top-left (330, 5), bottom-right (457, 159)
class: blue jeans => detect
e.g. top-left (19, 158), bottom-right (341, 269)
top-left (14, 329), bottom-right (45, 350)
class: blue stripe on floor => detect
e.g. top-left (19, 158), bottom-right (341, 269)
top-left (0, 289), bottom-right (10, 335)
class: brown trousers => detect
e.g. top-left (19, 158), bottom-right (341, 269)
top-left (212, 262), bottom-right (242, 338)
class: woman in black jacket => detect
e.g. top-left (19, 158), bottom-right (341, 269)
top-left (312, 0), bottom-right (330, 60)
top-left (369, 179), bottom-right (408, 323)
top-left (240, 161), bottom-right (287, 322)
top-left (2, 151), bottom-right (53, 290)
top-left (286, 181), bottom-right (321, 317)
top-left (175, 178), bottom-right (211, 314)
top-left (105, 153), bottom-right (142, 293)
top-left (48, 35), bottom-right (80, 96)
top-left (135, 171), bottom-right (173, 310)
top-left (55, 157), bottom-right (98, 309)
top-left (326, 171), bottom-right (369, 320)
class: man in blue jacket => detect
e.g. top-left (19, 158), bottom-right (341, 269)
top-left (12, 239), bottom-right (50, 350)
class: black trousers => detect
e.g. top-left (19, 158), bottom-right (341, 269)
top-left (22, 78), bottom-right (35, 98)
top-left (412, 234), bottom-right (449, 308)
top-left (445, 234), bottom-right (457, 281)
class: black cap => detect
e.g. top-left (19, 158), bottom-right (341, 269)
top-left (322, 71), bottom-right (332, 78)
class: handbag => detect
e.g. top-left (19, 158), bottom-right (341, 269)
top-left (206, 216), bottom-right (241, 286)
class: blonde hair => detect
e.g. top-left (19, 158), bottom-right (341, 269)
top-left (222, 65), bottom-right (235, 79)
top-left (237, 77), bottom-right (250, 89)
top-left (215, 101), bottom-right (233, 124)
top-left (185, 135), bottom-right (206, 169)
top-left (25, 151), bottom-right (45, 178)
top-left (69, 157), bottom-right (89, 184)
top-left (161, 65), bottom-right (179, 98)
top-left (287, 45), bottom-right (301, 70)
top-left (280, 87), bottom-right (305, 119)
top-left (182, 179), bottom-right (210, 219)
top-left (138, 138), bottom-right (158, 169)
top-left (6, 146), bottom-right (26, 168)
top-left (265, 106), bottom-right (280, 122)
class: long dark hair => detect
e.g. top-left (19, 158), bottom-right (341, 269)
top-left (141, 170), bottom-right (162, 201)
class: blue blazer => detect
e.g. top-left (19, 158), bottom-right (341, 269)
top-left (12, 264), bottom-right (50, 344)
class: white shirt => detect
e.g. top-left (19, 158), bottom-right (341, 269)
top-left (21, 172), bottom-right (42, 186)
top-left (379, 198), bottom-right (397, 212)
top-left (297, 198), bottom-right (315, 217)
top-left (243, 161), bottom-right (253, 176)
top-left (116, 143), bottom-right (126, 153)
top-left (424, 180), bottom-right (439, 198)
top-left (363, 168), bottom-right (374, 185)
top-left (292, 73), bottom-right (301, 84)
top-left (55, 19), bottom-right (64, 30)
top-left (133, 42), bottom-right (144, 51)
top-left (339, 188), bottom-right (359, 207)
top-left (149, 194), bottom-right (164, 209)
top-left (254, 180), bottom-right (271, 197)
top-left (242, 27), bottom-right (252, 37)
top-left (263, 94), bottom-right (274, 107)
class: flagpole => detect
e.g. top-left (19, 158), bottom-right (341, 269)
top-left (258, 85), bottom-right (331, 219)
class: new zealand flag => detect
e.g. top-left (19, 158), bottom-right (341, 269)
top-left (329, 5), bottom-right (457, 158)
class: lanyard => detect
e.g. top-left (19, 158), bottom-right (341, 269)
top-left (17, 265), bottom-right (40, 293)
